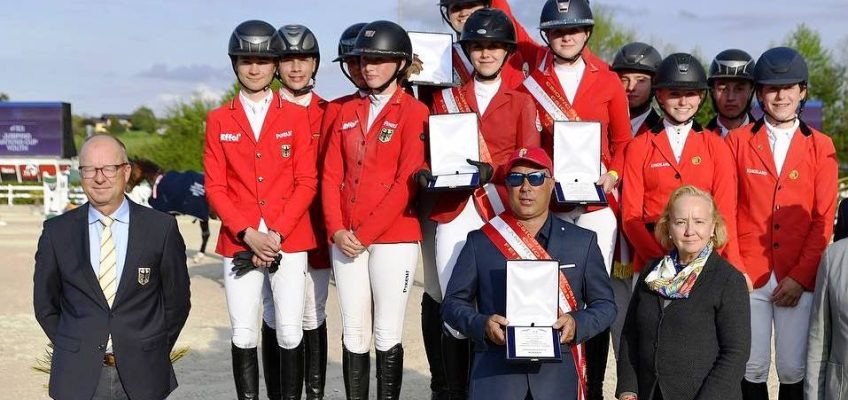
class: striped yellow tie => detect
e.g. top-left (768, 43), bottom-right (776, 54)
top-left (98, 216), bottom-right (117, 307)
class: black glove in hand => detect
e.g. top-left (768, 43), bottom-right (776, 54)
top-left (231, 250), bottom-right (257, 277)
top-left (231, 251), bottom-right (283, 276)
top-left (415, 168), bottom-right (434, 188)
top-left (466, 159), bottom-right (494, 186)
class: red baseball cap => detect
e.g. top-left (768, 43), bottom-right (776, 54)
top-left (504, 147), bottom-right (553, 172)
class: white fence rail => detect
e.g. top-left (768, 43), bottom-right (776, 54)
top-left (4, 185), bottom-right (42, 206)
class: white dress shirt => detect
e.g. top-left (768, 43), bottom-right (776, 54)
top-left (554, 58), bottom-right (585, 103)
top-left (765, 119), bottom-right (799, 175)
top-left (663, 119), bottom-right (693, 163)
top-left (240, 90), bottom-right (273, 140)
top-left (367, 92), bottom-right (393, 132)
top-left (717, 114), bottom-right (750, 138)
top-left (474, 78), bottom-right (501, 116)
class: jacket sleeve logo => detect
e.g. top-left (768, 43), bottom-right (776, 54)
top-left (137, 267), bottom-right (151, 285)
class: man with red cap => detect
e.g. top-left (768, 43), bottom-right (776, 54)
top-left (442, 147), bottom-right (615, 400)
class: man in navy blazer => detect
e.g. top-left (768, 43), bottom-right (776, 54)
top-left (442, 147), bottom-right (616, 400)
top-left (33, 134), bottom-right (191, 400)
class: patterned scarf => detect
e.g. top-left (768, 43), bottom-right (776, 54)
top-left (645, 243), bottom-right (712, 299)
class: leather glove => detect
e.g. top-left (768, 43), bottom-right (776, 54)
top-left (231, 251), bottom-right (283, 276)
top-left (415, 168), bottom-right (434, 188)
top-left (231, 250), bottom-right (257, 277)
top-left (466, 159), bottom-right (494, 186)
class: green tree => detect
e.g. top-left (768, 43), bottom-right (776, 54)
top-left (587, 5), bottom-right (636, 62)
top-left (784, 24), bottom-right (848, 158)
top-left (139, 97), bottom-right (217, 171)
top-left (130, 106), bottom-right (158, 133)
top-left (0, 92), bottom-right (9, 101)
top-left (108, 116), bottom-right (126, 134)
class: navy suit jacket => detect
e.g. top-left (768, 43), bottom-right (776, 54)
top-left (442, 213), bottom-right (616, 400)
top-left (33, 200), bottom-right (191, 400)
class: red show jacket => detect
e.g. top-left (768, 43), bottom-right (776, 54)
top-left (204, 93), bottom-right (318, 257)
top-left (428, 81), bottom-right (540, 224)
top-left (727, 119), bottom-right (837, 290)
top-left (621, 121), bottom-right (740, 273)
top-left (295, 93), bottom-right (331, 269)
top-left (321, 89), bottom-right (427, 246)
top-left (517, 52), bottom-right (632, 176)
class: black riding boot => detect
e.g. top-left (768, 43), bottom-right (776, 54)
top-left (586, 328), bottom-right (610, 400)
top-left (778, 381), bottom-right (804, 400)
top-left (279, 342), bottom-right (304, 400)
top-left (441, 332), bottom-right (470, 400)
top-left (342, 346), bottom-right (370, 400)
top-left (232, 343), bottom-right (260, 400)
top-left (422, 293), bottom-right (447, 400)
top-left (261, 322), bottom-right (281, 400)
top-left (741, 379), bottom-right (769, 400)
top-left (303, 322), bottom-right (328, 399)
top-left (377, 344), bottom-right (404, 400)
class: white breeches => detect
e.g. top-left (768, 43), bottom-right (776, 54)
top-left (332, 242), bottom-right (419, 353)
top-left (746, 272), bottom-right (814, 384)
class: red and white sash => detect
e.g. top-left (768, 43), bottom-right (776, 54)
top-left (432, 86), bottom-right (507, 221)
top-left (522, 52), bottom-right (582, 134)
top-left (481, 212), bottom-right (588, 400)
top-left (452, 43), bottom-right (474, 86)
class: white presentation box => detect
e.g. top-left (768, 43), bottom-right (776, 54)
top-left (505, 259), bottom-right (562, 362)
top-left (553, 121), bottom-right (608, 206)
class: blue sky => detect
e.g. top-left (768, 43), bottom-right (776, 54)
top-left (2, 0), bottom-right (846, 116)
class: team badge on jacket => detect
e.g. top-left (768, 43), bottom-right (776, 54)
top-left (379, 128), bottom-right (394, 143)
top-left (138, 267), bottom-right (151, 285)
top-left (281, 144), bottom-right (292, 158)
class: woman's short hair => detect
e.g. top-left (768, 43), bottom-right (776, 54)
top-left (654, 185), bottom-right (728, 249)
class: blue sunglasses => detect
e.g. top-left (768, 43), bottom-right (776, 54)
top-left (505, 171), bottom-right (551, 187)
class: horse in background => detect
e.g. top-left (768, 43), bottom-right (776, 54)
top-left (127, 158), bottom-right (213, 260)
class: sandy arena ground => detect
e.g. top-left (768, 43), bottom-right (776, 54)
top-left (0, 205), bottom-right (780, 399)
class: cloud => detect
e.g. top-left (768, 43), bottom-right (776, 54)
top-left (137, 63), bottom-right (231, 83)
top-left (152, 84), bottom-right (226, 114)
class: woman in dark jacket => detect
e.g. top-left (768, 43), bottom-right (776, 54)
top-left (616, 185), bottom-right (751, 400)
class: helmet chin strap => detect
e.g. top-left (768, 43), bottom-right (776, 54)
top-left (659, 103), bottom-right (698, 125)
top-left (473, 55), bottom-right (507, 81)
top-left (339, 62), bottom-right (368, 91)
top-left (369, 61), bottom-right (402, 95)
top-left (281, 79), bottom-right (314, 97)
top-left (541, 31), bottom-right (587, 64)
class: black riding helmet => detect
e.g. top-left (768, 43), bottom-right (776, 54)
top-left (438, 0), bottom-right (493, 32)
top-left (228, 20), bottom-right (282, 61)
top-left (753, 47), bottom-right (809, 121)
top-left (538, 0), bottom-right (594, 63)
top-left (611, 42), bottom-right (662, 75)
top-left (539, 0), bottom-right (594, 30)
top-left (334, 23), bottom-right (368, 90)
top-left (754, 46), bottom-right (808, 86)
top-left (277, 24), bottom-right (320, 74)
top-left (654, 53), bottom-right (708, 124)
top-left (708, 49), bottom-right (755, 83)
top-left (228, 20), bottom-right (282, 89)
top-left (335, 23), bottom-right (367, 62)
top-left (653, 53), bottom-right (708, 90)
top-left (458, 9), bottom-right (516, 80)
top-left (276, 24), bottom-right (320, 95)
top-left (351, 20), bottom-right (413, 92)
top-left (708, 49), bottom-right (755, 119)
